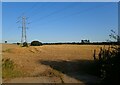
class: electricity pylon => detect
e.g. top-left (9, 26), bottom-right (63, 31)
top-left (21, 16), bottom-right (27, 44)
top-left (17, 16), bottom-right (29, 46)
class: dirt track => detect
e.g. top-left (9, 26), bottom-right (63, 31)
top-left (2, 44), bottom-right (104, 83)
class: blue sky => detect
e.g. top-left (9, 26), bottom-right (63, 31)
top-left (2, 0), bottom-right (120, 2)
top-left (2, 2), bottom-right (118, 43)
top-left (0, 2), bottom-right (2, 43)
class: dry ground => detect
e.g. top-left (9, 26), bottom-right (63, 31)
top-left (2, 44), bottom-right (108, 83)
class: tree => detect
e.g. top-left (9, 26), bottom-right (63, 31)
top-left (30, 41), bottom-right (42, 46)
top-left (5, 41), bottom-right (7, 43)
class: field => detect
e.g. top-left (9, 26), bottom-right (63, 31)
top-left (2, 44), bottom-right (108, 83)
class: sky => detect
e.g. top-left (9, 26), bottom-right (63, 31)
top-left (0, 2), bottom-right (2, 43)
top-left (2, 2), bottom-right (118, 43)
top-left (2, 0), bottom-right (120, 2)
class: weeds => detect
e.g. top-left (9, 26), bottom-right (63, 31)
top-left (2, 58), bottom-right (29, 78)
top-left (93, 30), bottom-right (120, 84)
top-left (93, 45), bottom-right (120, 84)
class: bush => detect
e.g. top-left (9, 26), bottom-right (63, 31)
top-left (94, 46), bottom-right (120, 84)
top-left (93, 30), bottom-right (120, 84)
top-left (22, 42), bottom-right (28, 47)
top-left (31, 41), bottom-right (42, 46)
top-left (17, 42), bottom-right (20, 45)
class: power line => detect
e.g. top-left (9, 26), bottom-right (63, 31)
top-left (18, 2), bottom-right (38, 18)
top-left (31, 3), bottom-right (78, 24)
top-left (31, 3), bottom-right (111, 26)
top-left (29, 2), bottom-right (55, 18)
top-left (18, 2), bottom-right (55, 25)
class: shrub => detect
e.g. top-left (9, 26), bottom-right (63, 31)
top-left (17, 42), bottom-right (20, 45)
top-left (93, 30), bottom-right (120, 84)
top-left (22, 42), bottom-right (28, 47)
top-left (94, 46), bottom-right (120, 84)
top-left (31, 41), bottom-right (42, 46)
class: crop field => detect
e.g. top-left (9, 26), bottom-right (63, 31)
top-left (2, 44), bottom-right (108, 83)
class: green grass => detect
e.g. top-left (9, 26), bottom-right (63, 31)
top-left (3, 69), bottom-right (24, 78)
top-left (2, 58), bottom-right (29, 78)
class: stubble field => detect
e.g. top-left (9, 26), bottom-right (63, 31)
top-left (2, 44), bottom-right (107, 83)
